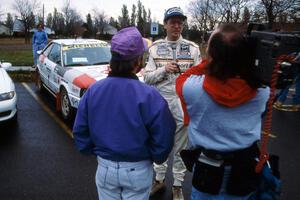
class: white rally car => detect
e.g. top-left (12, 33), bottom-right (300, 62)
top-left (0, 62), bottom-right (17, 123)
top-left (36, 39), bottom-right (112, 121)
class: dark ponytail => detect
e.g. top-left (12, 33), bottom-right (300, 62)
top-left (206, 24), bottom-right (262, 89)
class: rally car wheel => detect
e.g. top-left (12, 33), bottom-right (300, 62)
top-left (60, 88), bottom-right (74, 121)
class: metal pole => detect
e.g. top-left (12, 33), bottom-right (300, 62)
top-left (43, 4), bottom-right (44, 25)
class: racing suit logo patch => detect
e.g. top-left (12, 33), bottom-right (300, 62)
top-left (157, 44), bottom-right (171, 56)
top-left (178, 44), bottom-right (191, 59)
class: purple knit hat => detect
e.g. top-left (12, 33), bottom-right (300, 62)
top-left (111, 27), bottom-right (150, 60)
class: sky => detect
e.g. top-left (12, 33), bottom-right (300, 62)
top-left (0, 0), bottom-right (190, 23)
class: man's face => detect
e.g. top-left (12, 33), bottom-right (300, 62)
top-left (164, 16), bottom-right (184, 41)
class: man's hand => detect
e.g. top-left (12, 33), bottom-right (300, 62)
top-left (165, 61), bottom-right (180, 73)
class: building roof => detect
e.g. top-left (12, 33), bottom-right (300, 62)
top-left (13, 19), bottom-right (55, 35)
top-left (96, 23), bottom-right (117, 35)
top-left (13, 19), bottom-right (25, 32)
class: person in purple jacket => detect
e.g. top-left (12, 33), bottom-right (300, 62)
top-left (72, 27), bottom-right (176, 200)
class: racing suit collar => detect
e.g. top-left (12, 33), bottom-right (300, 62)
top-left (165, 35), bottom-right (183, 43)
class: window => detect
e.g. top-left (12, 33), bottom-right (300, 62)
top-left (43, 44), bottom-right (53, 57)
top-left (48, 44), bottom-right (62, 65)
top-left (63, 46), bottom-right (111, 67)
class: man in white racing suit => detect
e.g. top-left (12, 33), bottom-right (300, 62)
top-left (144, 7), bottom-right (201, 200)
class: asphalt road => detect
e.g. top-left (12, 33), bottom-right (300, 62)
top-left (0, 82), bottom-right (300, 200)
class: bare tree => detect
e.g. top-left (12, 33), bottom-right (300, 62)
top-left (289, 0), bottom-right (300, 23)
top-left (251, 8), bottom-right (265, 23)
top-left (52, 8), bottom-right (65, 36)
top-left (188, 0), bottom-right (223, 37)
top-left (189, 0), bottom-right (209, 32)
top-left (130, 4), bottom-right (137, 26)
top-left (147, 8), bottom-right (151, 23)
top-left (0, 8), bottom-right (3, 22)
top-left (61, 0), bottom-right (82, 36)
top-left (93, 9), bottom-right (107, 35)
top-left (189, 0), bottom-right (252, 30)
top-left (210, 0), bottom-right (250, 23)
top-left (242, 7), bottom-right (251, 25)
top-left (118, 4), bottom-right (130, 28)
top-left (109, 17), bottom-right (119, 29)
top-left (5, 13), bottom-right (14, 35)
top-left (12, 0), bottom-right (41, 43)
top-left (46, 13), bottom-right (53, 29)
top-left (86, 13), bottom-right (94, 36)
top-left (259, 0), bottom-right (298, 29)
top-left (136, 0), bottom-right (144, 35)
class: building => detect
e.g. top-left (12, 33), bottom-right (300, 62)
top-left (0, 24), bottom-right (11, 35)
top-left (13, 19), bottom-right (55, 35)
top-left (96, 23), bottom-right (117, 35)
top-left (13, 19), bottom-right (25, 33)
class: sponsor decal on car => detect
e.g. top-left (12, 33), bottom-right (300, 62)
top-left (63, 43), bottom-right (109, 51)
top-left (72, 74), bottom-right (96, 89)
top-left (39, 54), bottom-right (46, 64)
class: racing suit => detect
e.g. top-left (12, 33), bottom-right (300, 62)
top-left (32, 30), bottom-right (48, 65)
top-left (144, 35), bottom-right (200, 186)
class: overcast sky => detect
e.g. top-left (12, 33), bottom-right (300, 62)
top-left (0, 0), bottom-right (189, 23)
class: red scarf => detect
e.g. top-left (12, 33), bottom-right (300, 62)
top-left (176, 60), bottom-right (257, 125)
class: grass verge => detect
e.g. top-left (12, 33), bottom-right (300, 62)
top-left (0, 49), bottom-right (33, 66)
top-left (8, 71), bottom-right (35, 82)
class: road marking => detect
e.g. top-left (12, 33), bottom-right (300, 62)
top-left (21, 82), bottom-right (73, 138)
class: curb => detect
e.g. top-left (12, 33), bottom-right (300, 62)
top-left (7, 66), bottom-right (36, 72)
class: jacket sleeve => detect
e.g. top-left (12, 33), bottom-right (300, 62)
top-left (72, 90), bottom-right (95, 155)
top-left (143, 48), bottom-right (167, 85)
top-left (145, 90), bottom-right (176, 164)
top-left (176, 60), bottom-right (208, 125)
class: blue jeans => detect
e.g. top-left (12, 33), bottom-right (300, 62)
top-left (294, 75), bottom-right (300, 104)
top-left (190, 166), bottom-right (253, 200)
top-left (277, 85), bottom-right (290, 103)
top-left (95, 156), bottom-right (153, 200)
top-left (33, 44), bottom-right (46, 65)
top-left (277, 74), bottom-right (300, 104)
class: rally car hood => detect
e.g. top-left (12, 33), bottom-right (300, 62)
top-left (70, 65), bottom-right (109, 81)
top-left (0, 68), bottom-right (14, 93)
top-left (63, 64), bottom-right (109, 89)
top-left (64, 64), bottom-right (144, 90)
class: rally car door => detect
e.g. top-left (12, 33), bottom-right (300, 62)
top-left (47, 43), bottom-right (62, 94)
top-left (38, 43), bottom-right (53, 88)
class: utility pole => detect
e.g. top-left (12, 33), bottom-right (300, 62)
top-left (43, 4), bottom-right (44, 25)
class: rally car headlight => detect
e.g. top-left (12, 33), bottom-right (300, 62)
top-left (0, 91), bottom-right (15, 101)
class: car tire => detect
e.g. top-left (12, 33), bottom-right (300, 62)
top-left (36, 71), bottom-right (45, 93)
top-left (60, 88), bottom-right (75, 121)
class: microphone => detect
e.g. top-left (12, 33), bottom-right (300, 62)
top-left (171, 43), bottom-right (177, 61)
top-left (170, 43), bottom-right (180, 73)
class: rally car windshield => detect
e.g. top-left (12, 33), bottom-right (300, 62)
top-left (63, 45), bottom-right (111, 67)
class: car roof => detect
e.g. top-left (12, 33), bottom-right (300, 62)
top-left (51, 39), bottom-right (108, 46)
